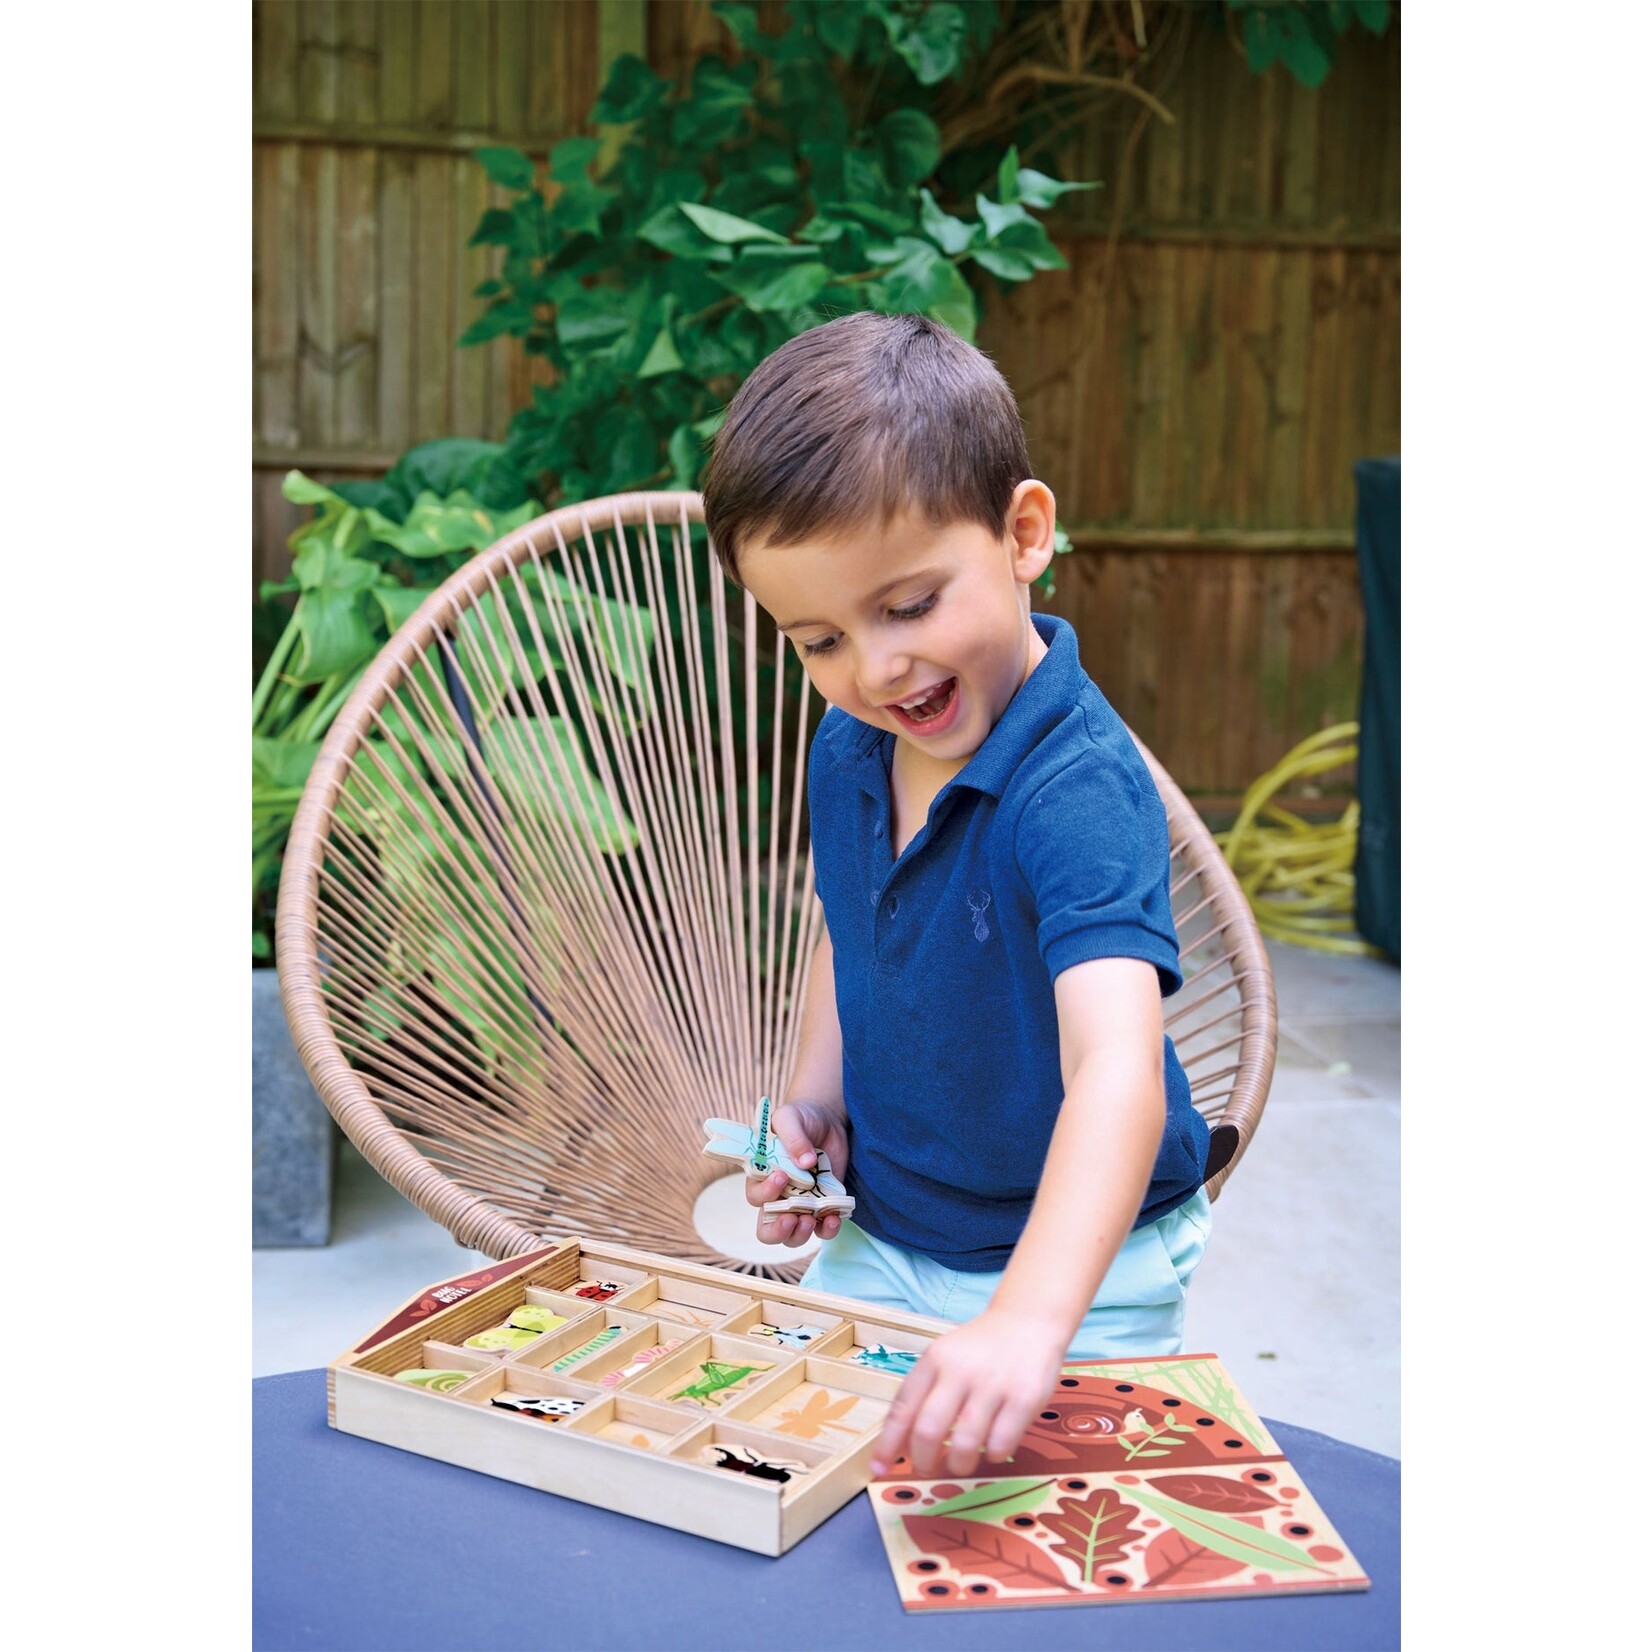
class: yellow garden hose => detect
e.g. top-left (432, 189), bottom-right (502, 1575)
top-left (1216, 722), bottom-right (1382, 957)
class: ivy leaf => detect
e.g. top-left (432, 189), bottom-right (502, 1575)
top-left (592, 53), bottom-right (667, 124)
top-left (1353, 0), bottom-right (1391, 30)
top-left (971, 244), bottom-right (1037, 282)
top-left (711, 2), bottom-right (766, 52)
top-left (672, 58), bottom-right (753, 147)
top-left (812, 0), bottom-right (866, 58)
top-left (996, 217), bottom-right (1066, 272)
top-left (877, 108), bottom-right (940, 188)
top-left (712, 257), bottom-right (833, 311)
top-left (882, 1), bottom-right (968, 86)
top-left (977, 194), bottom-right (1031, 240)
top-left (548, 136), bottom-right (602, 185)
top-left (636, 204), bottom-right (735, 262)
top-left (474, 146), bottom-right (536, 190)
top-left (467, 208), bottom-right (516, 248)
top-left (918, 188), bottom-right (976, 255)
top-left (1014, 167), bottom-right (1101, 210)
top-left (680, 201), bottom-right (790, 245)
top-left (997, 144), bottom-right (1021, 205)
top-left (922, 261), bottom-right (976, 340)
top-left (637, 322), bottom-right (685, 379)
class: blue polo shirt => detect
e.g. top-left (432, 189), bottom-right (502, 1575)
top-left (808, 612), bottom-right (1209, 1272)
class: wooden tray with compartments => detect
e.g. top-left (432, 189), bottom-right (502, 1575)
top-left (327, 1237), bottom-right (949, 1556)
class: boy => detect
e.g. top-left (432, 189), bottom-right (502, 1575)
top-left (700, 312), bottom-right (1212, 1483)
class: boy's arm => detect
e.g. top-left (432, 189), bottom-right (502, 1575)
top-left (869, 956), bottom-right (1166, 1478)
top-left (746, 924), bottom-right (851, 1246)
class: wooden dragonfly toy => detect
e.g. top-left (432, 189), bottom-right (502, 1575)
top-left (701, 1096), bottom-right (856, 1218)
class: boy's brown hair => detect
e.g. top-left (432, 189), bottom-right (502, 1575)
top-left (701, 311), bottom-right (1030, 584)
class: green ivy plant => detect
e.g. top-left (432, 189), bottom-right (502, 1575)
top-left (459, 0), bottom-right (1097, 518)
top-left (1225, 0), bottom-right (1391, 89)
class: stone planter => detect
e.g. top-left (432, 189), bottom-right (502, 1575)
top-left (253, 966), bottom-right (339, 1246)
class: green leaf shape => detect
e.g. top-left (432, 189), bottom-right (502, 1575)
top-left (281, 470), bottom-right (338, 507)
top-left (474, 146), bottom-right (536, 190)
top-left (878, 108), bottom-right (940, 188)
top-left (592, 53), bottom-right (667, 124)
top-left (1014, 167), bottom-right (1102, 210)
top-left (1128, 1484), bottom-right (1335, 1575)
top-left (712, 257), bottom-right (834, 312)
top-left (548, 136), bottom-right (602, 185)
top-left (679, 201), bottom-right (790, 245)
top-left (977, 194), bottom-right (1031, 240)
top-left (922, 1477), bottom-right (1057, 1522)
top-left (918, 187), bottom-right (976, 255)
top-left (1353, 0), bottom-right (1391, 30)
top-left (293, 585), bottom-right (380, 682)
top-left (252, 737), bottom-right (322, 791)
top-left (971, 244), bottom-right (1037, 282)
top-left (372, 584), bottom-right (430, 632)
top-left (366, 491), bottom-right (535, 561)
top-left (997, 144), bottom-right (1021, 205)
top-left (881, 0), bottom-right (968, 85)
top-left (922, 261), bottom-right (977, 339)
top-left (712, 2), bottom-right (766, 52)
top-left (483, 717), bottom-right (637, 855)
top-left (637, 322), bottom-right (685, 378)
top-left (636, 204), bottom-right (735, 262)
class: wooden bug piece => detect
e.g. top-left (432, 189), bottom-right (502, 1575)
top-left (702, 1096), bottom-right (856, 1217)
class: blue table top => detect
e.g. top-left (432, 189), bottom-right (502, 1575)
top-left (254, 1369), bottom-right (1399, 1651)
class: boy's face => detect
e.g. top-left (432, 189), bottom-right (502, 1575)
top-left (740, 480), bottom-right (1057, 773)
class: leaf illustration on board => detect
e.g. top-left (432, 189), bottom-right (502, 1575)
top-left (1037, 1489), bottom-right (1147, 1584)
top-left (902, 1514), bottom-right (1074, 1592)
top-left (923, 1478), bottom-right (1058, 1522)
top-left (1143, 1473), bottom-right (1281, 1515)
top-left (1129, 1486), bottom-right (1335, 1575)
top-left (1142, 1528), bottom-right (1250, 1588)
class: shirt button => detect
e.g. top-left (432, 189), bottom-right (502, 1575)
top-left (886, 896), bottom-right (899, 917)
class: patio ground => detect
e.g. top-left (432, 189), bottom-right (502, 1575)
top-left (252, 936), bottom-right (1399, 1457)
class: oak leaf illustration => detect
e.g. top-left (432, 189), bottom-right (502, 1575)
top-left (1142, 1528), bottom-right (1250, 1589)
top-left (1037, 1488), bottom-right (1147, 1584)
top-left (902, 1514), bottom-right (1073, 1593)
top-left (1142, 1473), bottom-right (1281, 1515)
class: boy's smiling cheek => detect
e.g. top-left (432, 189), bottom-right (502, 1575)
top-left (739, 496), bottom-right (1056, 767)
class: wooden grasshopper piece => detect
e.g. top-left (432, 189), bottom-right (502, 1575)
top-left (701, 1096), bottom-right (856, 1218)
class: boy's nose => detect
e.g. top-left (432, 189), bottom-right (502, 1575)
top-left (857, 642), bottom-right (912, 700)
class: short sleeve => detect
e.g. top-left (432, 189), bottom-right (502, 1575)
top-left (1014, 746), bottom-right (1183, 996)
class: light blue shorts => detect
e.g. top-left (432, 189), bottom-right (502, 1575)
top-left (799, 1189), bottom-right (1212, 1359)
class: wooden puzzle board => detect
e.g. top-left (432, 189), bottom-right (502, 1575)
top-left (868, 1353), bottom-right (1370, 1611)
top-left (326, 1238), bottom-right (951, 1556)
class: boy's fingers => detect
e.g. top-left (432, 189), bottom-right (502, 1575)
top-left (943, 1390), bottom-right (1006, 1479)
top-left (783, 1213), bottom-right (817, 1248)
top-left (744, 1169), bottom-right (789, 1207)
top-left (773, 1109), bottom-right (817, 1169)
top-left (905, 1383), bottom-right (966, 1480)
top-left (985, 1395), bottom-right (1036, 1464)
top-left (869, 1358), bottom-right (936, 1477)
top-left (758, 1211), bottom-right (798, 1245)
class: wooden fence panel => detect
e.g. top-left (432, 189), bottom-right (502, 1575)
top-left (252, 0), bottom-right (604, 587)
top-left (253, 1), bottom-right (1397, 791)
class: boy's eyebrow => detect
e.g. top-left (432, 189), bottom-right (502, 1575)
top-left (776, 568), bottom-right (942, 633)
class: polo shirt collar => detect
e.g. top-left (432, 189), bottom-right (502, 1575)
top-left (819, 612), bottom-right (1080, 802)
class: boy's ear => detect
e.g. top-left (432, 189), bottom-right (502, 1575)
top-left (1005, 479), bottom-right (1057, 588)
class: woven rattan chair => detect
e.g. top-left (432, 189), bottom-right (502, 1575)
top-left (277, 492), bottom-right (1274, 1283)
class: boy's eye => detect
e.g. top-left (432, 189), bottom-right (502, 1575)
top-left (889, 595), bottom-right (936, 622)
top-left (800, 634), bottom-right (839, 657)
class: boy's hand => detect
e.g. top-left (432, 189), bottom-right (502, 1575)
top-left (868, 1308), bottom-right (1068, 1479)
top-left (745, 1100), bottom-right (850, 1248)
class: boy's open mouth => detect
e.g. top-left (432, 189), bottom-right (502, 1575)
top-left (888, 677), bottom-right (958, 733)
